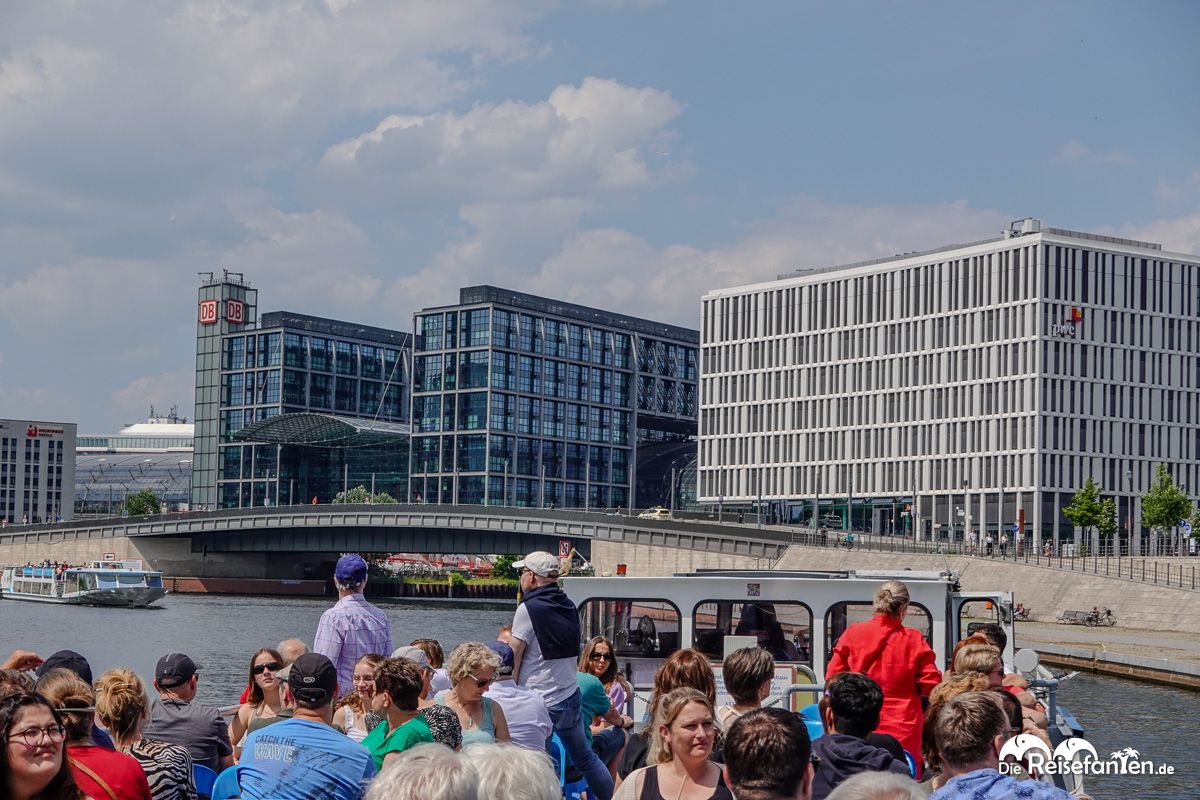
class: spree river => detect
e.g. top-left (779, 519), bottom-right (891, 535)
top-left (3, 595), bottom-right (1193, 798)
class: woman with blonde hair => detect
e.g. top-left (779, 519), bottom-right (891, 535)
top-left (94, 669), bottom-right (195, 800)
top-left (333, 653), bottom-right (387, 743)
top-left (951, 643), bottom-right (1004, 689)
top-left (615, 688), bottom-right (732, 800)
top-left (35, 669), bottom-right (150, 800)
top-left (437, 642), bottom-right (510, 745)
top-left (825, 580), bottom-right (940, 770)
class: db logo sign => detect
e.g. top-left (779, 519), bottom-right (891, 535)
top-left (199, 299), bottom-right (219, 324)
top-left (226, 299), bottom-right (245, 324)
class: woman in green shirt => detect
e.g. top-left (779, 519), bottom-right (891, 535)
top-left (362, 658), bottom-right (433, 769)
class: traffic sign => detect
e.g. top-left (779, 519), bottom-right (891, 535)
top-left (558, 539), bottom-right (571, 559)
top-left (1011, 524), bottom-right (1019, 533)
top-left (1181, 520), bottom-right (1192, 533)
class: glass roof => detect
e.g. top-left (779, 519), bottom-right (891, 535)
top-left (233, 412), bottom-right (411, 447)
top-left (75, 452), bottom-right (193, 502)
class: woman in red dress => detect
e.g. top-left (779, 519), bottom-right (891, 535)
top-left (825, 580), bottom-right (941, 769)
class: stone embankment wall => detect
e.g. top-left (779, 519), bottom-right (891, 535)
top-left (590, 540), bottom-right (1200, 635)
top-left (0, 536), bottom-right (328, 580)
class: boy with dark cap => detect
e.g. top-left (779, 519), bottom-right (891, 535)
top-left (143, 652), bottom-right (233, 772)
top-left (239, 653), bottom-right (376, 800)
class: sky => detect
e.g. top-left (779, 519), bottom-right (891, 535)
top-left (1, 0), bottom-right (1198, 434)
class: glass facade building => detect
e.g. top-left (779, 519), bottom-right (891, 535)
top-left (410, 286), bottom-right (699, 509)
top-left (700, 219), bottom-right (1200, 554)
top-left (190, 273), bottom-right (412, 509)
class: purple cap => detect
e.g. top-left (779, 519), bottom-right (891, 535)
top-left (487, 640), bottom-right (515, 675)
top-left (335, 554), bottom-right (368, 584)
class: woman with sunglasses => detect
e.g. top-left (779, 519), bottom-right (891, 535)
top-left (579, 637), bottom-right (632, 716)
top-left (36, 669), bottom-right (150, 800)
top-left (1, 692), bottom-right (82, 800)
top-left (437, 642), bottom-right (510, 746)
top-left (230, 648), bottom-right (286, 756)
top-left (334, 653), bottom-right (387, 743)
top-left (614, 687), bottom-right (731, 800)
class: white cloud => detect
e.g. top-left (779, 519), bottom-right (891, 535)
top-left (1060, 139), bottom-right (1136, 167)
top-left (388, 196), bottom-right (1013, 329)
top-left (1112, 212), bottom-right (1200, 256)
top-left (319, 77), bottom-right (683, 204)
top-left (113, 370), bottom-right (196, 426)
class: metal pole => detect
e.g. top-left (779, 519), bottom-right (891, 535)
top-left (540, 463), bottom-right (546, 509)
top-left (670, 468), bottom-right (676, 518)
top-left (584, 449), bottom-right (590, 512)
top-left (371, 472), bottom-right (376, 501)
top-left (289, 479), bottom-right (294, 506)
top-left (504, 459), bottom-right (510, 508)
top-left (1126, 470), bottom-right (1133, 559)
top-left (343, 462), bottom-right (348, 500)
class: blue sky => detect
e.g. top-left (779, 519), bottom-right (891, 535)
top-left (1, 0), bottom-right (1197, 433)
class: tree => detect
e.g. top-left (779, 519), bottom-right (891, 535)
top-left (1140, 463), bottom-right (1190, 537)
top-left (1188, 506), bottom-right (1200, 541)
top-left (333, 485), bottom-right (398, 504)
top-left (1097, 497), bottom-right (1119, 545)
top-left (1062, 477), bottom-right (1104, 544)
top-left (490, 554), bottom-right (521, 581)
top-left (124, 489), bottom-right (161, 516)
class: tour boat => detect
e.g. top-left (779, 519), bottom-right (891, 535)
top-left (563, 568), bottom-right (1085, 793)
top-left (1, 559), bottom-right (166, 607)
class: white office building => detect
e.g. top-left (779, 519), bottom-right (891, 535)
top-left (699, 219), bottom-right (1200, 555)
top-left (0, 418), bottom-right (77, 525)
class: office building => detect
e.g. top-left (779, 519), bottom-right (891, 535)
top-left (699, 219), bottom-right (1200, 553)
top-left (410, 286), bottom-right (699, 509)
top-left (190, 273), bottom-right (411, 509)
top-left (0, 418), bottom-right (77, 524)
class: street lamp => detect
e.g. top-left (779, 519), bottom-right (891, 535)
top-left (1125, 469), bottom-right (1133, 558)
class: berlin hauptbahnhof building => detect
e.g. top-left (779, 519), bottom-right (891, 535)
top-left (699, 219), bottom-right (1200, 555)
top-left (190, 276), bottom-right (698, 513)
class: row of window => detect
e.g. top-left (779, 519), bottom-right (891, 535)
top-left (409, 475), bottom-right (630, 509)
top-left (417, 309), bottom-right (637, 368)
top-left (223, 370), bottom-right (407, 418)
top-left (410, 434), bottom-right (629, 480)
top-left (413, 393), bottom-right (633, 444)
top-left (224, 333), bottom-right (404, 379)
top-left (414, 352), bottom-right (634, 405)
top-left (1044, 245), bottom-right (1200, 317)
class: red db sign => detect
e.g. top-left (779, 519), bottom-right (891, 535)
top-left (199, 299), bottom-right (218, 324)
top-left (226, 298), bottom-right (245, 324)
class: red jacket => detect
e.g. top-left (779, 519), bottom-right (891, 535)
top-left (825, 614), bottom-right (941, 766)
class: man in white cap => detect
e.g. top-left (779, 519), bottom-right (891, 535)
top-left (315, 554), bottom-right (392, 697)
top-left (509, 550), bottom-right (613, 800)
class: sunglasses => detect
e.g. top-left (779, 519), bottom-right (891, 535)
top-left (589, 652), bottom-right (613, 662)
top-left (252, 662), bottom-right (282, 675)
top-left (469, 675), bottom-right (495, 688)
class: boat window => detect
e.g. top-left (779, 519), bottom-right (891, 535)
top-left (956, 599), bottom-right (1003, 642)
top-left (117, 574), bottom-right (145, 587)
top-left (146, 575), bottom-right (163, 589)
top-left (824, 602), bottom-right (932, 664)
top-left (578, 598), bottom-right (681, 686)
top-left (692, 601), bottom-right (813, 666)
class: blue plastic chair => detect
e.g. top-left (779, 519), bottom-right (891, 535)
top-left (548, 733), bottom-right (589, 799)
top-left (192, 763), bottom-right (218, 798)
top-left (211, 765), bottom-right (241, 800)
top-left (798, 703), bottom-right (824, 742)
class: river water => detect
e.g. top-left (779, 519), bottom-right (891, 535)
top-left (3, 595), bottom-right (1193, 798)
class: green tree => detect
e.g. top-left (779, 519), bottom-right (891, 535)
top-left (1188, 506), bottom-right (1200, 541)
top-left (1062, 476), bottom-right (1104, 543)
top-left (1140, 463), bottom-right (1190, 536)
top-left (490, 554), bottom-right (521, 580)
top-left (124, 489), bottom-right (161, 516)
top-left (1096, 497), bottom-right (1119, 543)
top-left (333, 485), bottom-right (398, 504)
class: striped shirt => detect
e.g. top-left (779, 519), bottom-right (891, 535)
top-left (125, 738), bottom-right (196, 800)
top-left (314, 594), bottom-right (393, 696)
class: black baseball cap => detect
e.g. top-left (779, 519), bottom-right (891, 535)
top-left (36, 650), bottom-right (93, 685)
top-left (155, 653), bottom-right (199, 689)
top-left (287, 653), bottom-right (338, 704)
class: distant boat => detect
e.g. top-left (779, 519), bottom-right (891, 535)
top-left (1, 559), bottom-right (166, 607)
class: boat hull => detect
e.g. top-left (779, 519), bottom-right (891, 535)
top-left (1, 587), bottom-right (166, 608)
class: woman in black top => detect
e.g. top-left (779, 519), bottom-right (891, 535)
top-left (614, 688), bottom-right (731, 800)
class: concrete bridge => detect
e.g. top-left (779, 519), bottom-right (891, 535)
top-left (0, 505), bottom-right (792, 578)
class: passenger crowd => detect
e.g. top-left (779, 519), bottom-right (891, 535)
top-left (2, 557), bottom-right (1089, 800)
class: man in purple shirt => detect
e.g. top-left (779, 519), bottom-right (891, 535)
top-left (314, 554), bottom-right (392, 696)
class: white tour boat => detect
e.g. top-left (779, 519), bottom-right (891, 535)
top-left (562, 567), bottom-right (1085, 793)
top-left (1, 559), bottom-right (166, 607)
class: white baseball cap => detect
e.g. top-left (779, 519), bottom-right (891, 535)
top-left (513, 551), bottom-right (560, 578)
